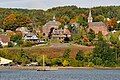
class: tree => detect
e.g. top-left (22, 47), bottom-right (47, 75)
top-left (106, 18), bottom-right (117, 31)
top-left (110, 32), bottom-right (120, 45)
top-left (97, 31), bottom-right (104, 41)
top-left (77, 16), bottom-right (87, 27)
top-left (8, 42), bottom-right (14, 47)
top-left (3, 13), bottom-right (32, 31)
top-left (116, 23), bottom-right (120, 30)
top-left (92, 37), bottom-right (116, 66)
top-left (75, 50), bottom-right (84, 61)
top-left (94, 15), bottom-right (105, 22)
top-left (87, 29), bottom-right (96, 42)
top-left (63, 49), bottom-right (71, 59)
top-left (10, 34), bottom-right (22, 43)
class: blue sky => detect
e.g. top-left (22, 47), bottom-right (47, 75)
top-left (0, 0), bottom-right (120, 10)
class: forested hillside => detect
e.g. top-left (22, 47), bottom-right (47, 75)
top-left (0, 6), bottom-right (120, 30)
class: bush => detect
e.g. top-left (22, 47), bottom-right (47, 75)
top-left (8, 42), bottom-right (14, 47)
top-left (63, 49), bottom-right (71, 59)
top-left (10, 34), bottom-right (22, 43)
top-left (76, 50), bottom-right (84, 61)
top-left (21, 41), bottom-right (34, 47)
top-left (62, 60), bottom-right (69, 67)
top-left (51, 58), bottom-right (62, 66)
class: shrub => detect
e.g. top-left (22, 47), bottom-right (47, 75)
top-left (62, 60), bottom-right (69, 67)
top-left (76, 50), bottom-right (84, 61)
top-left (8, 42), bottom-right (14, 47)
top-left (63, 49), bottom-right (71, 59)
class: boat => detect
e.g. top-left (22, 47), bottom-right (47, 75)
top-left (37, 55), bottom-right (58, 71)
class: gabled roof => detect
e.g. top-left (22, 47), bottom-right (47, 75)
top-left (88, 22), bottom-right (109, 36)
top-left (0, 34), bottom-right (10, 43)
top-left (44, 21), bottom-right (61, 28)
top-left (89, 22), bottom-right (106, 27)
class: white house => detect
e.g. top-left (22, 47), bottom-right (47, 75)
top-left (0, 57), bottom-right (12, 65)
top-left (16, 27), bottom-right (29, 35)
top-left (24, 32), bottom-right (39, 41)
top-left (117, 21), bottom-right (120, 23)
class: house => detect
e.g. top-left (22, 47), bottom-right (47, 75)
top-left (52, 26), bottom-right (71, 40)
top-left (87, 10), bottom-right (109, 36)
top-left (24, 32), bottom-right (39, 41)
top-left (0, 57), bottom-right (12, 65)
top-left (117, 21), bottom-right (120, 23)
top-left (16, 27), bottom-right (29, 36)
top-left (0, 34), bottom-right (10, 46)
top-left (24, 32), bottom-right (45, 44)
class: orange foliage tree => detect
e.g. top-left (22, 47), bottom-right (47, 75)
top-left (3, 13), bottom-right (32, 31)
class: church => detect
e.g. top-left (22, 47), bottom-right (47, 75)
top-left (42, 16), bottom-right (71, 40)
top-left (87, 10), bottom-right (109, 36)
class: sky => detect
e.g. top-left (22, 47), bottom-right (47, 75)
top-left (0, 0), bottom-right (120, 10)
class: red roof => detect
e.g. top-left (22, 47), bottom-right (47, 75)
top-left (88, 22), bottom-right (109, 36)
top-left (0, 34), bottom-right (10, 43)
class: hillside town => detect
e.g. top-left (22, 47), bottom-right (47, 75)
top-left (1, 0), bottom-right (120, 79)
top-left (0, 6), bottom-right (120, 67)
top-left (0, 9), bottom-right (120, 48)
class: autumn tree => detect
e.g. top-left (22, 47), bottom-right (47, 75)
top-left (105, 18), bottom-right (117, 31)
top-left (3, 13), bottom-right (32, 31)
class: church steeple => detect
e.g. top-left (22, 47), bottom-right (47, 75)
top-left (53, 15), bottom-right (56, 22)
top-left (88, 9), bottom-right (93, 23)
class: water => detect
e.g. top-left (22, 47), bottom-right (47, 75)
top-left (0, 69), bottom-right (120, 80)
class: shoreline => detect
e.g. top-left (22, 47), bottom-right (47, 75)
top-left (0, 66), bottom-right (120, 70)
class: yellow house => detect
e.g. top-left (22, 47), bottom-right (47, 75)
top-left (0, 57), bottom-right (12, 65)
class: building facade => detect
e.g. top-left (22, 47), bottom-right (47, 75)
top-left (87, 9), bottom-right (109, 36)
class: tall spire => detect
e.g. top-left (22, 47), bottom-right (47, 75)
top-left (53, 15), bottom-right (56, 22)
top-left (88, 9), bottom-right (93, 23)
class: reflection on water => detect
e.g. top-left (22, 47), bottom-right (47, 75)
top-left (0, 69), bottom-right (120, 80)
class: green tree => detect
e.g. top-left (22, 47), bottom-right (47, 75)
top-left (75, 50), bottom-right (84, 61)
top-left (94, 15), bottom-right (105, 22)
top-left (10, 34), bottom-right (22, 43)
top-left (77, 16), bottom-right (87, 27)
top-left (63, 49), bottom-right (71, 59)
top-left (87, 29), bottom-right (96, 42)
top-left (92, 38), bottom-right (116, 66)
top-left (110, 31), bottom-right (120, 45)
top-left (8, 42), bottom-right (14, 47)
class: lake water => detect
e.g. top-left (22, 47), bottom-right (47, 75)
top-left (0, 69), bottom-right (120, 80)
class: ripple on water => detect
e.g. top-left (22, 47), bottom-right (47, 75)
top-left (0, 69), bottom-right (120, 80)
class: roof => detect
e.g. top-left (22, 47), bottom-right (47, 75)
top-left (44, 21), bottom-right (61, 28)
top-left (0, 57), bottom-right (12, 65)
top-left (25, 32), bottom-right (35, 36)
top-left (64, 28), bottom-right (71, 35)
top-left (89, 22), bottom-right (106, 27)
top-left (24, 33), bottom-right (39, 40)
top-left (88, 22), bottom-right (109, 36)
top-left (16, 27), bottom-right (29, 32)
top-left (0, 34), bottom-right (10, 43)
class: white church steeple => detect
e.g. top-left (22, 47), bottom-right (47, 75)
top-left (88, 9), bottom-right (93, 23)
top-left (53, 15), bottom-right (56, 22)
